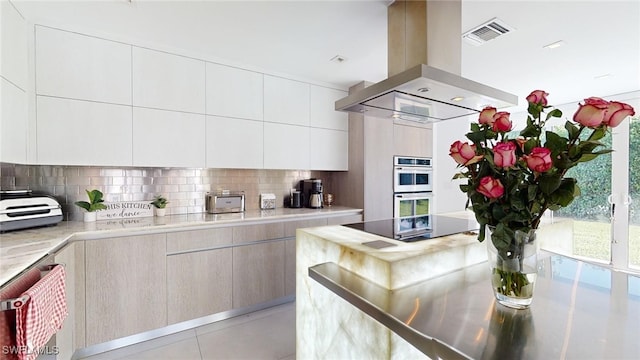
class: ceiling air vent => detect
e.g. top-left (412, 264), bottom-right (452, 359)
top-left (463, 18), bottom-right (514, 46)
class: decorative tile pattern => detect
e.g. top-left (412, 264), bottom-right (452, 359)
top-left (0, 163), bottom-right (334, 221)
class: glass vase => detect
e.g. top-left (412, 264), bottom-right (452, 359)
top-left (486, 226), bottom-right (538, 309)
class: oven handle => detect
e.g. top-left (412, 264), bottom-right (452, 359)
top-left (395, 193), bottom-right (432, 199)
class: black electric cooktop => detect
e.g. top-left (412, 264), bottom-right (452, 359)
top-left (343, 215), bottom-right (479, 242)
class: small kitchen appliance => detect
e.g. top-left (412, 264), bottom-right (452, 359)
top-left (260, 193), bottom-right (277, 210)
top-left (0, 190), bottom-right (63, 232)
top-left (205, 191), bottom-right (245, 214)
top-left (393, 156), bottom-right (433, 193)
top-left (301, 179), bottom-right (323, 209)
top-left (290, 190), bottom-right (303, 208)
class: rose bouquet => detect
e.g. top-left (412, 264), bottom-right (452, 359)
top-left (450, 90), bottom-right (635, 301)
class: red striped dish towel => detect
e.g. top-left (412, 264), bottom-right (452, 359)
top-left (15, 265), bottom-right (67, 360)
top-left (0, 268), bottom-right (41, 360)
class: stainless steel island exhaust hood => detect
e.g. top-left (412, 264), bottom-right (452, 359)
top-left (335, 0), bottom-right (518, 123)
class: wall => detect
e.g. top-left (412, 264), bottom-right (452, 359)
top-left (0, 163), bottom-right (334, 221)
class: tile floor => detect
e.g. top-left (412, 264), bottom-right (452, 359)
top-left (78, 302), bottom-right (295, 360)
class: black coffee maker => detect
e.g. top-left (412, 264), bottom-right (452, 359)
top-left (301, 179), bottom-right (323, 208)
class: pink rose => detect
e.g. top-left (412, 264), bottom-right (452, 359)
top-left (450, 141), bottom-right (483, 166)
top-left (526, 90), bottom-right (549, 106)
top-left (523, 147), bottom-right (553, 172)
top-left (477, 176), bottom-right (504, 199)
top-left (479, 107), bottom-right (497, 125)
top-left (603, 101), bottom-right (635, 128)
top-left (492, 111), bottom-right (512, 132)
top-left (493, 142), bottom-right (517, 168)
top-left (573, 97), bottom-right (609, 127)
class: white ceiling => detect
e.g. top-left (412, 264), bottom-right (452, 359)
top-left (12, 0), bottom-right (640, 111)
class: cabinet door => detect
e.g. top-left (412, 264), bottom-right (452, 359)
top-left (35, 26), bottom-right (131, 105)
top-left (308, 128), bottom-right (348, 170)
top-left (133, 47), bottom-right (205, 114)
top-left (284, 238), bottom-right (295, 297)
top-left (309, 85), bottom-right (348, 131)
top-left (53, 242), bottom-right (86, 357)
top-left (1, 79), bottom-right (27, 163)
top-left (167, 248), bottom-right (232, 324)
top-left (206, 63), bottom-right (263, 120)
top-left (36, 96), bottom-right (133, 166)
top-left (1, 0), bottom-right (27, 89)
top-left (264, 76), bottom-right (309, 126)
top-left (85, 234), bottom-right (167, 346)
top-left (132, 107), bottom-right (205, 167)
top-left (205, 116), bottom-right (263, 169)
top-left (232, 241), bottom-right (285, 308)
top-left (394, 124), bottom-right (433, 158)
top-left (264, 123), bottom-right (309, 170)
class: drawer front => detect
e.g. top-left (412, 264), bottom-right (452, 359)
top-left (233, 223), bottom-right (285, 244)
top-left (167, 227), bottom-right (233, 253)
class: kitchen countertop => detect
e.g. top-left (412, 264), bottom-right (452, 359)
top-left (309, 252), bottom-right (640, 359)
top-left (0, 206), bottom-right (361, 287)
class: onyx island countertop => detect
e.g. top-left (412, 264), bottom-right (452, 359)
top-left (0, 206), bottom-right (362, 287)
top-left (295, 216), bottom-right (640, 359)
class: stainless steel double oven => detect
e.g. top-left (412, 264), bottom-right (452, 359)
top-left (393, 156), bottom-right (433, 239)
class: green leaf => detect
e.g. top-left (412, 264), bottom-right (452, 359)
top-left (588, 127), bottom-right (607, 141)
top-left (491, 223), bottom-right (512, 252)
top-left (520, 124), bottom-right (541, 138)
top-left (564, 121), bottom-right (580, 140)
top-left (74, 201), bottom-right (90, 211)
top-left (539, 174), bottom-right (562, 195)
top-left (466, 130), bottom-right (486, 144)
top-left (578, 153), bottom-right (598, 162)
top-left (550, 178), bottom-right (577, 207)
top-left (470, 123), bottom-right (481, 132)
top-left (544, 131), bottom-right (568, 153)
top-left (546, 108), bottom-right (563, 120)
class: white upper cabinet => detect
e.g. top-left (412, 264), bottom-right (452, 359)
top-left (264, 76), bottom-right (309, 126)
top-left (36, 96), bottom-right (132, 166)
top-left (1, 0), bottom-right (28, 89)
top-left (206, 116), bottom-right (263, 169)
top-left (264, 123), bottom-right (309, 170)
top-left (1, 78), bottom-right (27, 163)
top-left (35, 26), bottom-right (131, 105)
top-left (133, 47), bottom-right (205, 114)
top-left (133, 108), bottom-right (205, 168)
top-left (206, 63), bottom-right (263, 121)
top-left (309, 86), bottom-right (348, 131)
top-left (309, 128), bottom-right (348, 171)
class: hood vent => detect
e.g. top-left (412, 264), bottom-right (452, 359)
top-left (463, 18), bottom-right (515, 46)
top-left (336, 1), bottom-right (518, 123)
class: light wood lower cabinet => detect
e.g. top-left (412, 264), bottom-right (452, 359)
top-left (84, 234), bottom-right (167, 346)
top-left (167, 248), bottom-right (232, 324)
top-left (53, 241), bottom-right (85, 358)
top-left (232, 240), bottom-right (286, 308)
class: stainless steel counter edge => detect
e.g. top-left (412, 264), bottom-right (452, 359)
top-left (1, 207), bottom-right (362, 287)
top-left (308, 262), bottom-right (471, 360)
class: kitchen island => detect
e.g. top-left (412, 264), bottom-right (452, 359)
top-left (296, 215), bottom-right (640, 359)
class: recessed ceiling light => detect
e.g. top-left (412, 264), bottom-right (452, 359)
top-left (330, 55), bottom-right (347, 63)
top-left (543, 40), bottom-right (565, 49)
top-left (451, 96), bottom-right (465, 102)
